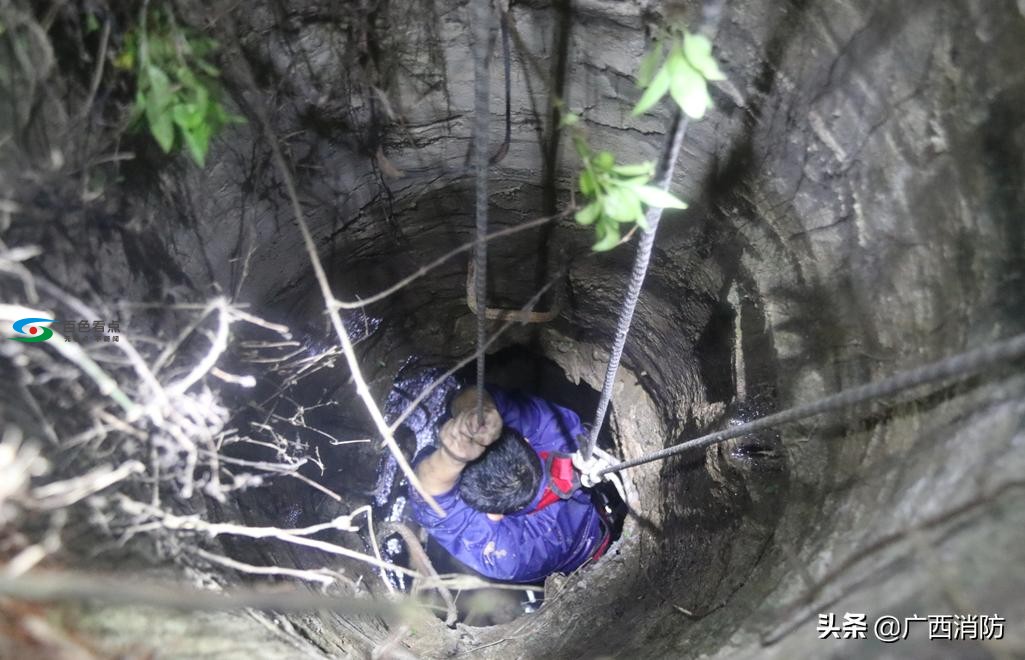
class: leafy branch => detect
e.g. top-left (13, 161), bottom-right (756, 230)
top-left (633, 28), bottom-right (725, 119)
top-left (567, 115), bottom-right (686, 251)
top-left (568, 26), bottom-right (726, 250)
top-left (116, 8), bottom-right (242, 166)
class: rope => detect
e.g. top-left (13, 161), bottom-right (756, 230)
top-left (597, 332), bottom-right (1025, 477)
top-left (581, 112), bottom-right (690, 460)
top-left (472, 0), bottom-right (491, 424)
top-left (489, 9), bottom-right (512, 165)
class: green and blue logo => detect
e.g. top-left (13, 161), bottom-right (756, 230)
top-left (10, 318), bottom-right (56, 342)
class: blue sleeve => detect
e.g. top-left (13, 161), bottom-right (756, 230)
top-left (471, 509), bottom-right (586, 581)
top-left (484, 386), bottom-right (547, 440)
top-left (486, 386), bottom-right (587, 454)
top-left (406, 448), bottom-right (493, 559)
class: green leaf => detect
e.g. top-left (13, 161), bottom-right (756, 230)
top-left (572, 133), bottom-right (591, 161)
top-left (636, 44), bottom-right (661, 87)
top-left (190, 36), bottom-right (218, 59)
top-left (683, 32), bottom-right (725, 81)
top-left (666, 46), bottom-right (686, 79)
top-left (176, 65), bottom-right (199, 90)
top-left (595, 151), bottom-right (615, 171)
top-left (669, 57), bottom-right (711, 119)
top-left (144, 73), bottom-right (175, 152)
top-left (195, 59), bottom-right (221, 77)
top-left (603, 187), bottom-right (644, 223)
top-left (592, 221), bottom-right (621, 252)
top-left (128, 89), bottom-right (146, 126)
top-left (559, 111), bottom-right (579, 128)
top-left (147, 34), bottom-right (171, 65)
top-left (114, 49), bottom-right (135, 70)
top-left (172, 103), bottom-right (204, 129)
top-left (618, 175), bottom-right (651, 187)
top-left (146, 65), bottom-right (173, 108)
top-left (209, 100), bottom-right (230, 127)
top-left (634, 185), bottom-right (688, 210)
top-left (612, 162), bottom-right (654, 177)
top-left (194, 84), bottom-right (210, 117)
top-left (579, 169), bottom-right (596, 197)
top-left (147, 105), bottom-right (175, 152)
top-left (575, 201), bottom-right (601, 226)
top-left (85, 13), bottom-right (100, 34)
top-left (182, 121), bottom-right (212, 166)
top-left (632, 64), bottom-right (671, 116)
top-left (122, 10), bottom-right (240, 168)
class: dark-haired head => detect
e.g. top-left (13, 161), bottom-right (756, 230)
top-left (459, 427), bottom-right (542, 514)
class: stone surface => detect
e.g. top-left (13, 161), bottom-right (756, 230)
top-left (4, 0), bottom-right (1024, 657)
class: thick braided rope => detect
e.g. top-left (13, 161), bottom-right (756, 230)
top-left (598, 332), bottom-right (1025, 476)
top-left (581, 113), bottom-right (690, 460)
top-left (472, 0), bottom-right (491, 423)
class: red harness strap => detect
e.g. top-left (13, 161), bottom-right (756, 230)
top-left (531, 451), bottom-right (612, 561)
top-left (532, 451), bottom-right (578, 511)
top-left (549, 452), bottom-right (578, 488)
top-left (533, 486), bottom-right (563, 511)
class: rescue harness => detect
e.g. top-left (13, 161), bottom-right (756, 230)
top-left (530, 450), bottom-right (613, 561)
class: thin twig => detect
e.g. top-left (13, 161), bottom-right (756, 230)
top-left (77, 16), bottom-right (110, 124)
top-left (118, 497), bottom-right (421, 579)
top-left (383, 521), bottom-right (456, 625)
top-left (166, 298), bottom-right (231, 396)
top-left (233, 54), bottom-right (445, 517)
top-left (32, 461), bottom-right (145, 510)
top-left (353, 505), bottom-right (396, 595)
top-left (332, 212), bottom-right (564, 310)
top-left (228, 307), bottom-right (291, 336)
top-left (45, 330), bottom-right (140, 415)
top-left (0, 571), bottom-right (414, 617)
top-left (152, 298), bottom-right (218, 375)
top-left (192, 548), bottom-right (340, 588)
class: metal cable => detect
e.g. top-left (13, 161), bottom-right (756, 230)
top-left (598, 332), bottom-right (1025, 476)
top-left (472, 0), bottom-right (491, 424)
top-left (582, 0), bottom-right (729, 458)
top-left (581, 113), bottom-right (690, 460)
top-left (489, 9), bottom-right (512, 165)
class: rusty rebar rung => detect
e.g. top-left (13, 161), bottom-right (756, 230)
top-left (466, 260), bottom-right (561, 323)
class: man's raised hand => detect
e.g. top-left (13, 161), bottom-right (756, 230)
top-left (469, 404), bottom-right (502, 445)
top-left (439, 407), bottom-right (502, 464)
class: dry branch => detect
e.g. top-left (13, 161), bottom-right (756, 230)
top-left (192, 547), bottom-right (344, 588)
top-left (0, 570), bottom-right (415, 617)
top-left (117, 497), bottom-right (422, 579)
top-left (231, 52), bottom-right (445, 517)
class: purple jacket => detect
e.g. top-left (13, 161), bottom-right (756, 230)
top-left (407, 387), bottom-right (604, 583)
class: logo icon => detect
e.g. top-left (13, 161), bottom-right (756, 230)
top-left (10, 318), bottom-right (56, 342)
